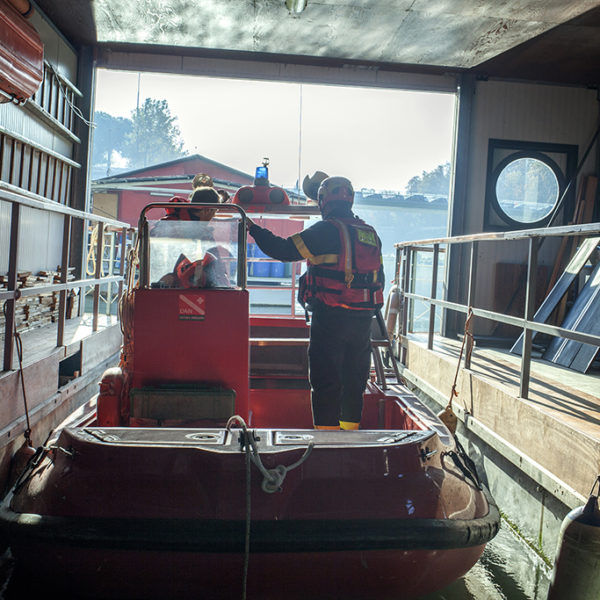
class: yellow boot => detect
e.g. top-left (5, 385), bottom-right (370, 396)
top-left (314, 425), bottom-right (340, 430)
top-left (339, 421), bottom-right (359, 430)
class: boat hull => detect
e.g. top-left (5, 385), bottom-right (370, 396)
top-left (6, 539), bottom-right (488, 599)
top-left (1, 424), bottom-right (499, 599)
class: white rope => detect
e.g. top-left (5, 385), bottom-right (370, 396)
top-left (225, 416), bottom-right (314, 599)
top-left (252, 441), bottom-right (314, 493)
top-left (46, 61), bottom-right (95, 127)
top-left (226, 416), bottom-right (251, 600)
top-left (226, 415), bottom-right (314, 493)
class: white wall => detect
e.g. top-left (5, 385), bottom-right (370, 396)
top-left (464, 80), bottom-right (599, 323)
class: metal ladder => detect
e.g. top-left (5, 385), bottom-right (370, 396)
top-left (370, 309), bottom-right (403, 389)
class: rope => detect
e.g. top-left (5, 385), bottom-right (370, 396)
top-left (86, 224), bottom-right (99, 277)
top-left (46, 61), bottom-right (95, 128)
top-left (225, 415), bottom-right (314, 599)
top-left (118, 244), bottom-right (139, 374)
top-left (447, 307), bottom-right (474, 413)
top-left (3, 302), bottom-right (32, 447)
top-left (437, 307), bottom-right (473, 434)
top-left (250, 436), bottom-right (313, 493)
top-left (12, 434), bottom-right (71, 494)
top-left (227, 416), bottom-right (314, 493)
top-left (226, 416), bottom-right (251, 600)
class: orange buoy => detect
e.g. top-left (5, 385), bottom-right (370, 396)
top-left (384, 285), bottom-right (402, 339)
top-left (8, 439), bottom-right (36, 487)
top-left (97, 367), bottom-right (125, 426)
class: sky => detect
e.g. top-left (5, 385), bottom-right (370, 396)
top-left (94, 69), bottom-right (456, 194)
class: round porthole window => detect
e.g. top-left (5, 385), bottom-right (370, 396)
top-left (493, 154), bottom-right (562, 226)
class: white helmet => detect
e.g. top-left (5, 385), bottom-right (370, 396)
top-left (317, 176), bottom-right (354, 214)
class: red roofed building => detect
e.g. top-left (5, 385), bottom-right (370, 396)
top-left (92, 154), bottom-right (255, 227)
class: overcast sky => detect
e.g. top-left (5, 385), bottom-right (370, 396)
top-left (94, 69), bottom-right (456, 194)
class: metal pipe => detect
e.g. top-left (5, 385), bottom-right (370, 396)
top-left (427, 243), bottom-right (439, 350)
top-left (3, 204), bottom-right (20, 371)
top-left (92, 222), bottom-right (104, 332)
top-left (520, 238), bottom-right (538, 398)
top-left (464, 241), bottom-right (478, 369)
top-left (402, 292), bottom-right (600, 348)
top-left (57, 214), bottom-right (72, 347)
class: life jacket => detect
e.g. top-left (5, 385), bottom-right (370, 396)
top-left (163, 196), bottom-right (192, 220)
top-left (297, 217), bottom-right (384, 311)
top-left (163, 195), bottom-right (216, 221)
top-left (175, 253), bottom-right (217, 288)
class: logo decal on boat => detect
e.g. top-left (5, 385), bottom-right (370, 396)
top-left (178, 293), bottom-right (206, 320)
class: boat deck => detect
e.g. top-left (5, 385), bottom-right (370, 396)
top-left (0, 313), bottom-right (122, 457)
top-left (6, 315), bottom-right (600, 504)
top-left (4, 313), bottom-right (119, 370)
top-left (402, 333), bottom-right (600, 503)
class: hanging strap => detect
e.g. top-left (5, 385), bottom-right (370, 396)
top-left (330, 219), bottom-right (354, 287)
top-left (3, 302), bottom-right (32, 447)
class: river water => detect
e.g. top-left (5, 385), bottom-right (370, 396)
top-left (421, 521), bottom-right (551, 600)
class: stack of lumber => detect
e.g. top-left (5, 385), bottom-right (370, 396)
top-left (0, 267), bottom-right (79, 339)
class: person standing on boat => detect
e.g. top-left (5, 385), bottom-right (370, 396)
top-left (247, 173), bottom-right (384, 431)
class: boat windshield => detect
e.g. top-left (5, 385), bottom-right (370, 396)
top-left (141, 203), bottom-right (323, 316)
top-left (147, 214), bottom-right (241, 289)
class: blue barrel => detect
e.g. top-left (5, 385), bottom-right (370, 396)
top-left (247, 243), bottom-right (255, 276)
top-left (252, 245), bottom-right (271, 278)
top-left (270, 262), bottom-right (285, 278)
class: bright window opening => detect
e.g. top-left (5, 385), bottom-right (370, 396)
top-left (92, 70), bottom-right (456, 325)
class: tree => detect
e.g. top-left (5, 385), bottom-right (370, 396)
top-left (405, 162), bottom-right (451, 196)
top-left (92, 111), bottom-right (132, 177)
top-left (124, 98), bottom-right (187, 168)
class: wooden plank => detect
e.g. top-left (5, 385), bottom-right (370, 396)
top-left (81, 324), bottom-right (122, 374)
top-left (511, 236), bottom-right (600, 354)
top-left (543, 261), bottom-right (600, 371)
top-left (0, 351), bottom-right (61, 427)
top-left (404, 337), bottom-right (600, 499)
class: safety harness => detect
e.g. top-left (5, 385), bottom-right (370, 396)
top-left (294, 217), bottom-right (384, 311)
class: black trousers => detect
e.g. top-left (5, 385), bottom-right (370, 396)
top-left (308, 305), bottom-right (374, 426)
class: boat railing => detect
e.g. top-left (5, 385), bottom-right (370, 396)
top-left (393, 222), bottom-right (600, 398)
top-left (0, 184), bottom-right (135, 372)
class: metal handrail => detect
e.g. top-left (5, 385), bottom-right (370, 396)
top-left (1, 188), bottom-right (135, 371)
top-left (394, 222), bottom-right (600, 398)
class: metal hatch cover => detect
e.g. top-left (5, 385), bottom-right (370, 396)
top-left (274, 430), bottom-right (432, 446)
top-left (80, 428), bottom-right (228, 446)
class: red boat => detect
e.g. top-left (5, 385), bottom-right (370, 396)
top-left (0, 199), bottom-right (499, 599)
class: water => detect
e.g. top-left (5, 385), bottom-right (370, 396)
top-left (420, 522), bottom-right (551, 600)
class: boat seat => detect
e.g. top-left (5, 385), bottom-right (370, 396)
top-left (249, 337), bottom-right (309, 379)
top-left (129, 385), bottom-right (236, 426)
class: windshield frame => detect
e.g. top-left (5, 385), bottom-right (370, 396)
top-left (138, 202), bottom-right (249, 290)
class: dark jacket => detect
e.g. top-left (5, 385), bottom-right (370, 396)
top-left (249, 206), bottom-right (384, 311)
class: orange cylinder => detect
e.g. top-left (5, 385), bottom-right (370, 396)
top-left (385, 285), bottom-right (402, 338)
top-left (7, 0), bottom-right (33, 17)
top-left (97, 367), bottom-right (125, 426)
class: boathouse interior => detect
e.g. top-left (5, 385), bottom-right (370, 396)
top-left (1, 0), bottom-right (600, 571)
